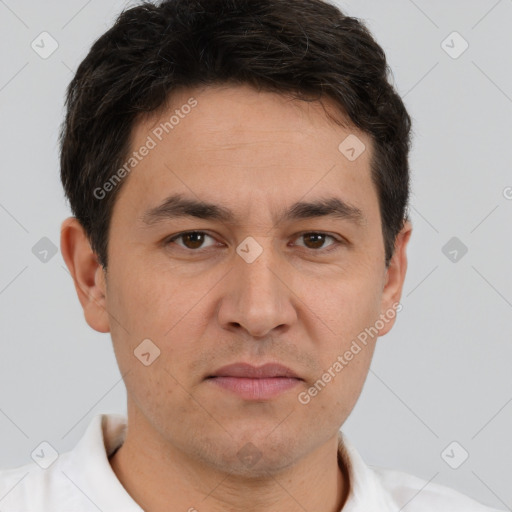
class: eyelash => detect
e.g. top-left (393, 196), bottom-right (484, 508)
top-left (164, 231), bottom-right (345, 254)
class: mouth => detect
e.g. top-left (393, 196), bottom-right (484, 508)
top-left (206, 362), bottom-right (303, 400)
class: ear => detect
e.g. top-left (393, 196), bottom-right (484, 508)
top-left (60, 217), bottom-right (110, 333)
top-left (377, 220), bottom-right (412, 337)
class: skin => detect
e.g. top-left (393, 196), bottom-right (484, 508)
top-left (61, 83), bottom-right (412, 512)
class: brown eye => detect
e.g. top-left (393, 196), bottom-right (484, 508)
top-left (167, 231), bottom-right (216, 250)
top-left (296, 232), bottom-right (338, 251)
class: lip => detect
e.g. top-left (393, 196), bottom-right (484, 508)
top-left (206, 363), bottom-right (303, 400)
top-left (208, 362), bottom-right (301, 379)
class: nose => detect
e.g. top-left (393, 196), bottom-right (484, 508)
top-left (217, 238), bottom-right (298, 339)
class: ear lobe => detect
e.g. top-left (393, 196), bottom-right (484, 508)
top-left (60, 217), bottom-right (110, 333)
top-left (378, 220), bottom-right (412, 337)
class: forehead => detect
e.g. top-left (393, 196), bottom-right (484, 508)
top-left (140, 83), bottom-right (365, 152)
top-left (114, 83), bottom-right (378, 224)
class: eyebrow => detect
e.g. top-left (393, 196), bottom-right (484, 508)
top-left (140, 193), bottom-right (366, 227)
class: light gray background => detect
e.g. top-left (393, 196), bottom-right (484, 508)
top-left (0, 0), bottom-right (511, 509)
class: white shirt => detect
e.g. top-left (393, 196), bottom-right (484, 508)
top-left (0, 413), bottom-right (504, 511)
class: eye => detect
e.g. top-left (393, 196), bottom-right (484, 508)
top-left (293, 232), bottom-right (341, 251)
top-left (164, 231), bottom-right (344, 253)
top-left (165, 231), bottom-right (218, 250)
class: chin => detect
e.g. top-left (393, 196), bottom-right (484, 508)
top-left (224, 430), bottom-right (304, 476)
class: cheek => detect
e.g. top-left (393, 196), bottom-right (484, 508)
top-left (312, 267), bottom-right (383, 343)
top-left (122, 352), bottom-right (208, 442)
top-left (303, 267), bottom-right (382, 399)
top-left (298, 330), bottom-right (376, 426)
top-left (295, 352), bottom-right (375, 436)
top-left (105, 257), bottom-right (214, 392)
top-left (105, 252), bottom-right (196, 338)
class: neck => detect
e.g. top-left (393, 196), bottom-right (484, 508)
top-left (109, 419), bottom-right (350, 512)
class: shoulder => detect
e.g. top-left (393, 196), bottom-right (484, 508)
top-left (337, 431), bottom-right (504, 512)
top-left (0, 457), bottom-right (72, 510)
top-left (371, 466), bottom-right (505, 512)
top-left (0, 413), bottom-right (134, 511)
top-left (0, 462), bottom-right (46, 508)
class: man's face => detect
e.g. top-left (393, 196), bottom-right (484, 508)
top-left (73, 84), bottom-right (409, 475)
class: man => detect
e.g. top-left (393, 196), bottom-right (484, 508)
top-left (0, 0), bottom-right (504, 510)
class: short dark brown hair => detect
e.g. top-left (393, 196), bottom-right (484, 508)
top-left (60, 0), bottom-right (412, 269)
